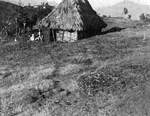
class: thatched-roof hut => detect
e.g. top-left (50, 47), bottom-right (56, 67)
top-left (38, 0), bottom-right (107, 42)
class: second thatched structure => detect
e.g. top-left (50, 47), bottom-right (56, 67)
top-left (38, 0), bottom-right (107, 42)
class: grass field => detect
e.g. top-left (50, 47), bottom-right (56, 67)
top-left (1, 18), bottom-right (150, 116)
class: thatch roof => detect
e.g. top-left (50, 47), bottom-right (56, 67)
top-left (38, 0), bottom-right (107, 31)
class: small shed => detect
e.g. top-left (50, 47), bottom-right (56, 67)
top-left (38, 0), bottom-right (107, 42)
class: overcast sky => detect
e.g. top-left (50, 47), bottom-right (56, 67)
top-left (10, 0), bottom-right (150, 9)
top-left (48, 0), bottom-right (150, 8)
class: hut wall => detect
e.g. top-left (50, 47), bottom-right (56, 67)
top-left (56, 30), bottom-right (77, 42)
top-left (55, 29), bottom-right (102, 42)
top-left (56, 30), bottom-right (64, 41)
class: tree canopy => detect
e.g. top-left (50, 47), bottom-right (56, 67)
top-left (123, 7), bottom-right (128, 15)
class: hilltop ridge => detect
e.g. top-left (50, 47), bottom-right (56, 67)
top-left (96, 0), bottom-right (150, 20)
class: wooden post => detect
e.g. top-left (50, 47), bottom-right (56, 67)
top-left (76, 31), bottom-right (78, 40)
top-left (70, 32), bottom-right (71, 42)
top-left (52, 30), bottom-right (55, 42)
top-left (143, 31), bottom-right (146, 41)
top-left (62, 31), bottom-right (65, 42)
top-left (143, 26), bottom-right (146, 41)
top-left (49, 29), bottom-right (51, 42)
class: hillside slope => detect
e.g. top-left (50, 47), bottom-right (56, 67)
top-left (97, 1), bottom-right (150, 20)
top-left (0, 1), bottom-right (20, 17)
top-left (0, 1), bottom-right (21, 17)
top-left (1, 18), bottom-right (150, 116)
top-left (0, 1), bottom-right (20, 30)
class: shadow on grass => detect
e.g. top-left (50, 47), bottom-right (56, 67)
top-left (101, 27), bottom-right (126, 35)
top-left (78, 27), bottom-right (126, 41)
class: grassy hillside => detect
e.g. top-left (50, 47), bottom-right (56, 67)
top-left (0, 1), bottom-right (21, 29)
top-left (0, 1), bottom-right (20, 17)
top-left (97, 1), bottom-right (150, 20)
top-left (1, 18), bottom-right (150, 116)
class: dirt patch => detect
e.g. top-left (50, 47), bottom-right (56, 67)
top-left (59, 64), bottom-right (81, 75)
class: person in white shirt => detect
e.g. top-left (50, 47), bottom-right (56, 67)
top-left (29, 34), bottom-right (35, 41)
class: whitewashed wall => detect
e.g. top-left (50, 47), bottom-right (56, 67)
top-left (56, 30), bottom-right (77, 42)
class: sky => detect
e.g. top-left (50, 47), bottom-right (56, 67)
top-left (9, 0), bottom-right (150, 9)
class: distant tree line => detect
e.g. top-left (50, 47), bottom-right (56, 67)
top-left (139, 13), bottom-right (150, 22)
